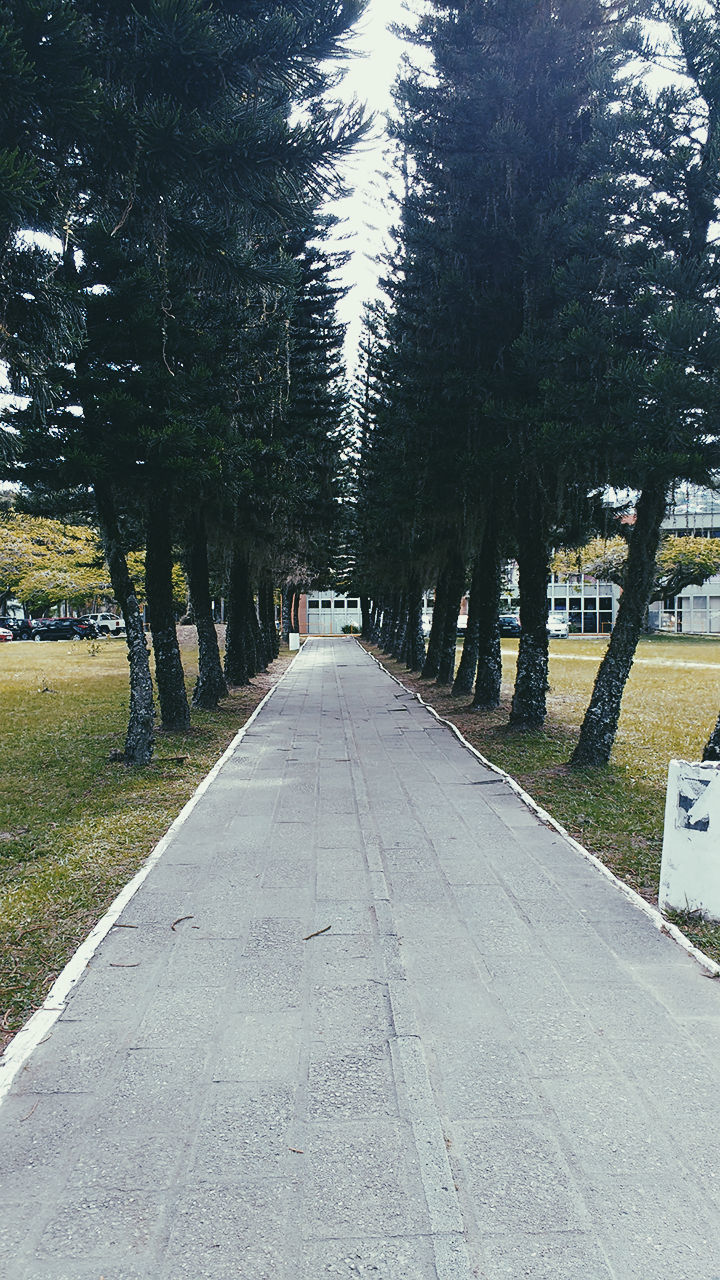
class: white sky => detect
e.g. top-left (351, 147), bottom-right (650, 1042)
top-left (328, 0), bottom-right (414, 370)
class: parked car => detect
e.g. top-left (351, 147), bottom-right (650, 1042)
top-left (31, 617), bottom-right (97, 641)
top-left (79, 611), bottom-right (124, 636)
top-left (0, 616), bottom-right (34, 640)
top-left (547, 614), bottom-right (570, 638)
top-left (0, 625), bottom-right (12, 643)
top-left (498, 614), bottom-right (522, 636)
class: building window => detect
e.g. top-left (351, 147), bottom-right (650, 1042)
top-left (308, 601), bottom-right (319, 609)
top-left (346, 599), bottom-right (359, 608)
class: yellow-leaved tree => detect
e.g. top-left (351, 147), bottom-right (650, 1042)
top-left (552, 536), bottom-right (720, 603)
top-left (0, 513), bottom-right (111, 613)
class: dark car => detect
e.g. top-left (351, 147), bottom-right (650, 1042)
top-left (498, 613), bottom-right (521, 636)
top-left (31, 617), bottom-right (97, 641)
top-left (0, 616), bottom-right (34, 640)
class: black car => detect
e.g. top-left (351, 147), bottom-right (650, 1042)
top-left (0, 616), bottom-right (34, 640)
top-left (498, 613), bottom-right (522, 636)
top-left (31, 617), bottom-right (97, 641)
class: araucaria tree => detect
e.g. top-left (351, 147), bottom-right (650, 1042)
top-left (355, 0), bottom-right (720, 770)
top-left (570, 1), bottom-right (720, 765)
top-left (5, 0), bottom-right (366, 762)
top-left (355, 0), bottom-right (643, 727)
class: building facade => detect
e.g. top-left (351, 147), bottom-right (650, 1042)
top-left (301, 591), bottom-right (363, 635)
top-left (649, 484), bottom-right (720, 634)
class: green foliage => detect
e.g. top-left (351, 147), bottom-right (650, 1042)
top-left (0, 510), bottom-right (188, 612)
top-left (354, 0), bottom-right (641, 583)
top-left (553, 533), bottom-right (720, 602)
top-left (0, 2), bottom-right (92, 391)
top-left (0, 511), bottom-right (110, 610)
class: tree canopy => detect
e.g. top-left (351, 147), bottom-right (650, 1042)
top-left (553, 535), bottom-right (720, 605)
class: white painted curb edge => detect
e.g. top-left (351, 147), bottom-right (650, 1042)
top-left (361, 642), bottom-right (720, 981)
top-left (0, 650), bottom-right (301, 1106)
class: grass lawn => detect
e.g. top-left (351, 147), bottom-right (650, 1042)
top-left (366, 634), bottom-right (720, 962)
top-left (0, 635), bottom-right (294, 1050)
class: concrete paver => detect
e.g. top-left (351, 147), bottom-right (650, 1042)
top-left (3, 636), bottom-right (720, 1277)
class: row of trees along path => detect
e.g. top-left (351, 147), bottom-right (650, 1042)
top-left (1, 1), bottom-right (366, 762)
top-left (352, 0), bottom-right (720, 767)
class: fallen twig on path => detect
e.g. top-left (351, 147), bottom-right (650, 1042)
top-left (171, 915), bottom-right (194, 931)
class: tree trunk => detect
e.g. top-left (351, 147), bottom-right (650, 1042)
top-left (509, 478), bottom-right (550, 729)
top-left (453, 589), bottom-right (481, 695)
top-left (370, 600), bottom-right (383, 644)
top-left (225, 546), bottom-right (253, 685)
top-left (183, 509), bottom-right (228, 710)
top-left (436, 550), bottom-right (465, 685)
top-left (403, 588), bottom-right (426, 671)
top-left (422, 574), bottom-right (447, 679)
top-left (391, 591), bottom-right (408, 660)
top-left (361, 595), bottom-right (372, 639)
top-left (281, 587), bottom-right (292, 642)
top-left (258, 577), bottom-right (279, 660)
top-left (380, 593), bottom-right (397, 651)
top-left (145, 490), bottom-right (190, 732)
top-left (271, 587), bottom-right (280, 658)
top-left (246, 577), bottom-right (266, 673)
top-left (93, 479), bottom-right (155, 764)
top-left (571, 480), bottom-right (669, 767)
top-left (470, 516), bottom-right (503, 708)
top-left (703, 711), bottom-right (720, 762)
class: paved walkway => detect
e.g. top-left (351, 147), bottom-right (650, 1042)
top-left (2, 637), bottom-right (720, 1279)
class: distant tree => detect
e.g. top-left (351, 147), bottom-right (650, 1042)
top-left (0, 511), bottom-right (109, 612)
top-left (553, 534), bottom-right (720, 605)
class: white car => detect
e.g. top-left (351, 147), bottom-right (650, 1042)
top-left (547, 614), bottom-right (570, 638)
top-left (80, 611), bottom-right (125, 636)
top-left (0, 626), bottom-right (12, 643)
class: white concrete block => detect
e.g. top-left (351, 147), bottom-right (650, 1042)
top-left (659, 760), bottom-right (720, 919)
